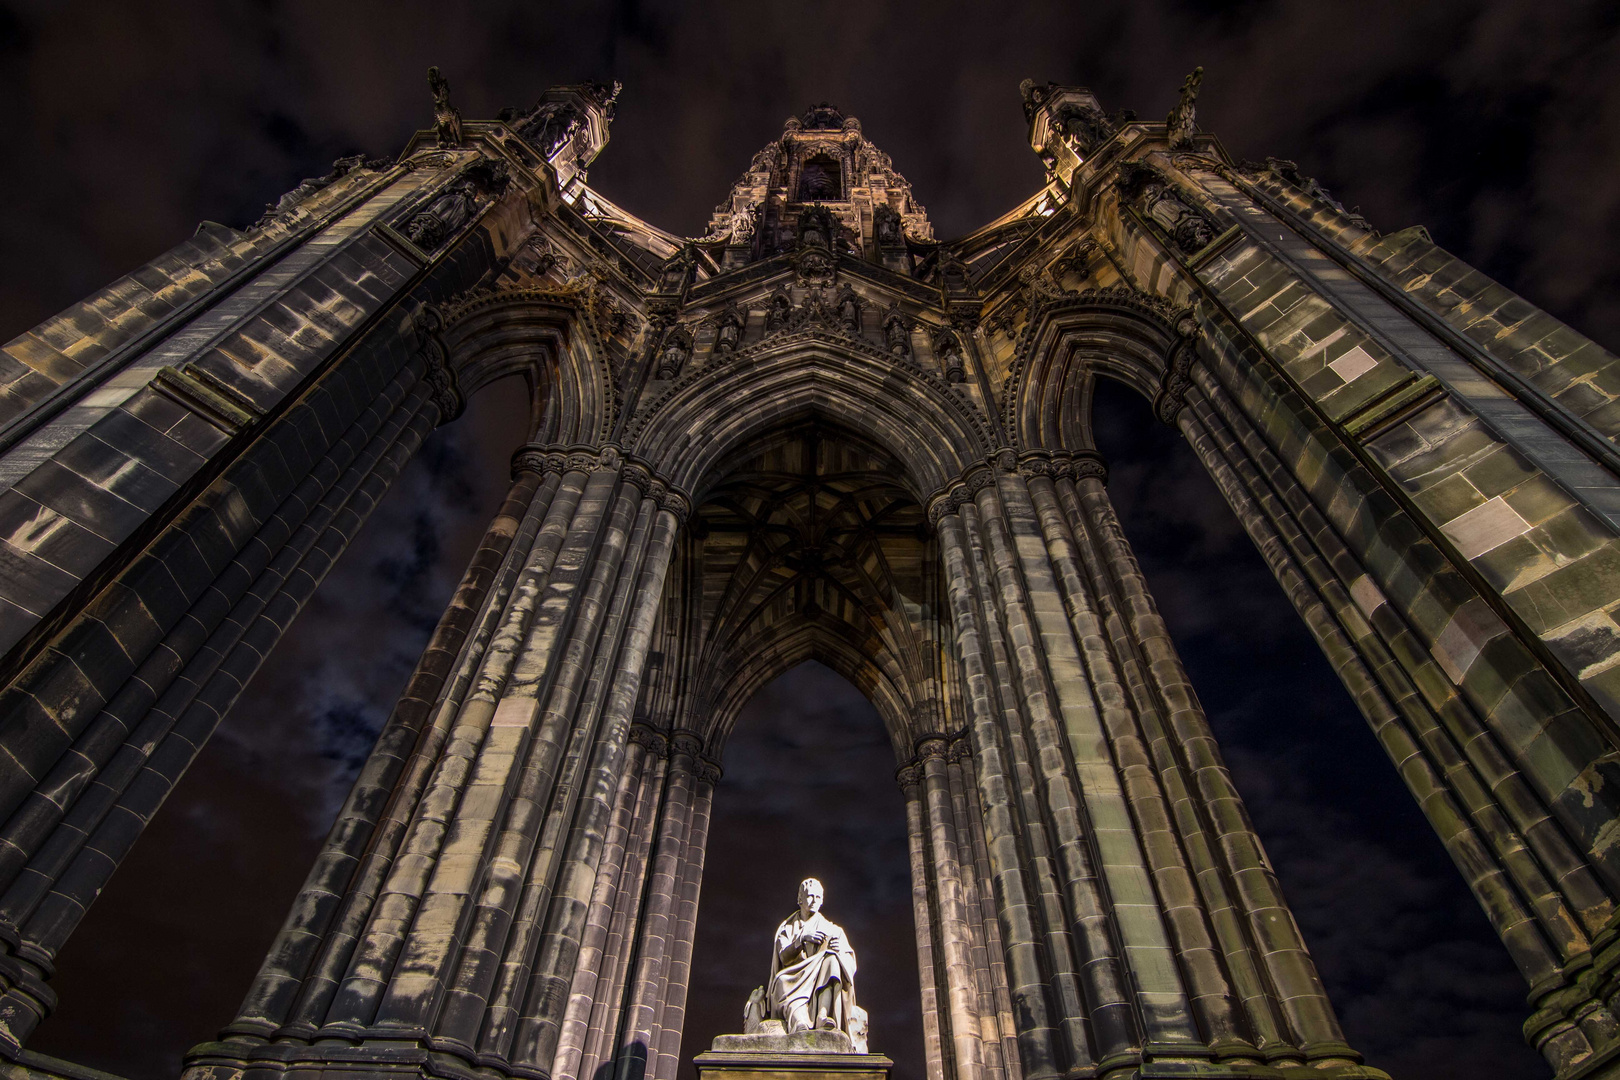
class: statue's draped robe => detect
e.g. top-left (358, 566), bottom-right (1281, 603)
top-left (768, 909), bottom-right (858, 1034)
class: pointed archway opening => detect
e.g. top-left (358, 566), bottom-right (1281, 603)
top-left (680, 661), bottom-right (921, 1080)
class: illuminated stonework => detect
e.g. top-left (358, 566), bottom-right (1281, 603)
top-left (1, 69), bottom-right (1620, 1080)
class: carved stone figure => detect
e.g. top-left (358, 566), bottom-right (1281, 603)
top-left (1167, 65), bottom-right (1203, 151)
top-left (761, 879), bottom-right (862, 1047)
top-left (933, 329), bottom-right (966, 383)
top-left (873, 205), bottom-right (902, 247)
top-left (1117, 161), bottom-right (1218, 257)
top-left (714, 311), bottom-right (743, 354)
top-left (520, 101), bottom-right (584, 158)
top-left (884, 313), bottom-right (910, 356)
top-left (766, 295), bottom-right (793, 333)
top-left (428, 66), bottom-right (462, 149)
top-left (729, 204), bottom-right (758, 245)
top-left (1056, 101), bottom-right (1115, 155)
top-left (402, 159), bottom-right (509, 253)
top-left (799, 155), bottom-right (842, 201)
top-left (837, 292), bottom-right (861, 335)
top-left (655, 327), bottom-right (692, 380)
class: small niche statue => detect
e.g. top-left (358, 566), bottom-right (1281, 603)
top-left (737, 878), bottom-right (869, 1053)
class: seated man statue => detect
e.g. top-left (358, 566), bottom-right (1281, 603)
top-left (743, 878), bottom-right (866, 1051)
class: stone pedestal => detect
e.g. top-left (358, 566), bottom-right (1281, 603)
top-left (694, 1029), bottom-right (891, 1080)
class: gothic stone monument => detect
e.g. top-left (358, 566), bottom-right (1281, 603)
top-left (0, 64), bottom-right (1619, 1080)
top-left (692, 879), bottom-right (890, 1080)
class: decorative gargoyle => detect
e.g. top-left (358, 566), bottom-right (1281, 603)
top-left (1166, 66), bottom-right (1203, 151)
top-left (428, 66), bottom-right (462, 149)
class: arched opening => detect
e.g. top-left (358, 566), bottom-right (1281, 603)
top-left (1087, 374), bottom-right (1546, 1079)
top-left (681, 661), bottom-right (920, 1080)
top-left (25, 373), bottom-right (536, 1076)
top-left (798, 155), bottom-right (843, 202)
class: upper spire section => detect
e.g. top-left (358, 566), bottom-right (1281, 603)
top-left (1019, 80), bottom-right (1134, 189)
top-left (697, 103), bottom-right (933, 271)
top-left (499, 81), bottom-right (622, 194)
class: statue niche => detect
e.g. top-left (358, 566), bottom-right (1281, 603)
top-left (798, 154), bottom-right (843, 202)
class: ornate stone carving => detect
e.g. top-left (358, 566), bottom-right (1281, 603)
top-left (932, 328), bottom-right (966, 384)
top-left (520, 100), bottom-right (582, 158)
top-left (656, 326), bottom-right (693, 380)
top-left (895, 763), bottom-right (922, 790)
top-left (428, 66), bottom-right (462, 149)
top-left (412, 305), bottom-right (465, 424)
top-left (628, 722), bottom-right (670, 758)
top-left (1153, 311), bottom-right (1203, 426)
top-left (835, 290), bottom-right (863, 336)
top-left (1166, 66), bottom-right (1203, 151)
top-left (1116, 161), bottom-right (1217, 257)
top-left (873, 205), bottom-right (903, 248)
top-left (1055, 100), bottom-right (1116, 156)
top-left (882, 310), bottom-right (911, 357)
top-left (714, 308), bottom-right (745, 355)
top-left (671, 731), bottom-right (705, 760)
top-left (402, 159), bottom-right (510, 254)
top-left (254, 154), bottom-right (388, 230)
top-left (766, 294), bottom-right (794, 334)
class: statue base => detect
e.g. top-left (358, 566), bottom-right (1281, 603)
top-left (695, 1027), bottom-right (891, 1080)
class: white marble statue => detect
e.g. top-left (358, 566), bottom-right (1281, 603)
top-left (741, 878), bottom-right (868, 1052)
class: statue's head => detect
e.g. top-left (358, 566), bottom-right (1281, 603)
top-left (798, 877), bottom-right (824, 915)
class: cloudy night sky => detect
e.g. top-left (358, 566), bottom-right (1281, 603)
top-left (3, 2), bottom-right (1620, 1078)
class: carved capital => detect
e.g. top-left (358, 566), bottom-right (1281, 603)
top-left (1072, 452), bottom-right (1108, 483)
top-left (628, 722), bottom-right (670, 758)
top-left (660, 487), bottom-right (692, 525)
top-left (671, 731), bottom-right (705, 760)
top-left (895, 763), bottom-right (923, 791)
top-left (694, 756), bottom-right (724, 786)
top-left (948, 733), bottom-right (974, 764)
top-left (915, 736), bottom-right (950, 764)
top-left (1017, 451), bottom-right (1055, 479)
top-left (509, 445), bottom-right (570, 480)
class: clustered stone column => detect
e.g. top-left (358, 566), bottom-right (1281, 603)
top-left (184, 443), bottom-right (689, 1080)
top-left (898, 733), bottom-right (1019, 1080)
top-left (924, 450), bottom-right (1366, 1079)
top-left (554, 724), bottom-right (720, 1080)
top-left (0, 347), bottom-right (453, 1047)
top-left (1166, 346), bottom-right (1620, 1073)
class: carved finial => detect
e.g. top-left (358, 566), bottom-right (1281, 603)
top-left (1167, 66), bottom-right (1203, 150)
top-left (428, 66), bottom-right (463, 148)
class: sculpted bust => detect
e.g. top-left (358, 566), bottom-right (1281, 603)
top-left (735, 878), bottom-right (869, 1053)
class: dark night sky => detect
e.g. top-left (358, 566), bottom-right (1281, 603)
top-left (4, 3), bottom-right (1620, 1079)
